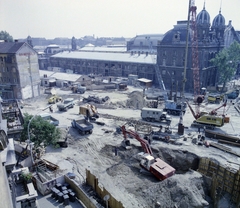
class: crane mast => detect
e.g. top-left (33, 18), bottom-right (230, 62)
top-left (190, 0), bottom-right (200, 97)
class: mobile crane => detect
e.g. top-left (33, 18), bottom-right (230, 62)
top-left (186, 100), bottom-right (226, 129)
top-left (121, 125), bottom-right (175, 181)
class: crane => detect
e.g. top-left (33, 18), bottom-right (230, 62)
top-left (121, 125), bottom-right (175, 181)
top-left (190, 0), bottom-right (200, 97)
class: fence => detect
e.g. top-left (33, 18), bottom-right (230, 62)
top-left (198, 157), bottom-right (240, 206)
top-left (86, 169), bottom-right (125, 208)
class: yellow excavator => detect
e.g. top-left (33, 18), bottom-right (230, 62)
top-left (186, 100), bottom-right (227, 129)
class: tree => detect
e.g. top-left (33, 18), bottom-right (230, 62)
top-left (20, 113), bottom-right (61, 148)
top-left (0, 31), bottom-right (14, 42)
top-left (211, 41), bottom-right (240, 93)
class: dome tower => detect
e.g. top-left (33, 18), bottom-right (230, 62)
top-left (211, 9), bottom-right (226, 41)
top-left (196, 3), bottom-right (211, 42)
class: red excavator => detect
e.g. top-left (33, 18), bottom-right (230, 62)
top-left (121, 125), bottom-right (175, 181)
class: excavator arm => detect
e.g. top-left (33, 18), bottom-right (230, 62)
top-left (121, 126), bottom-right (153, 155)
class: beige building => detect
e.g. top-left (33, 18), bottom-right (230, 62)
top-left (0, 41), bottom-right (41, 100)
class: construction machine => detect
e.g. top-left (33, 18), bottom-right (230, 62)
top-left (121, 125), bottom-right (175, 181)
top-left (207, 93), bottom-right (224, 104)
top-left (186, 100), bottom-right (226, 129)
top-left (79, 104), bottom-right (99, 120)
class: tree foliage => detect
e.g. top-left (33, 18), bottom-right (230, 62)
top-left (20, 113), bottom-right (61, 148)
top-left (0, 31), bottom-right (14, 42)
top-left (210, 41), bottom-right (240, 91)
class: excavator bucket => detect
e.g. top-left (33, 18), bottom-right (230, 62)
top-left (121, 139), bottom-right (132, 150)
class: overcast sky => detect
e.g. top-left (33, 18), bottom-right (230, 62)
top-left (1, 0), bottom-right (239, 39)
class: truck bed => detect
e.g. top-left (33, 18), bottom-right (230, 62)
top-left (71, 118), bottom-right (94, 134)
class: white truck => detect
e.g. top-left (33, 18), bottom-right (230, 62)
top-left (141, 107), bottom-right (171, 124)
top-left (57, 98), bottom-right (75, 111)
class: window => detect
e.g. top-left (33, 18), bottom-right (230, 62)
top-left (12, 67), bottom-right (16, 72)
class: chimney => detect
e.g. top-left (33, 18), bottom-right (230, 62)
top-left (138, 51), bottom-right (140, 56)
top-left (146, 52), bottom-right (148, 56)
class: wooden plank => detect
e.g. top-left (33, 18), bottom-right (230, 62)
top-left (209, 142), bottom-right (240, 157)
top-left (218, 139), bottom-right (240, 147)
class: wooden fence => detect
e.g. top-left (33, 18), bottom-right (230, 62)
top-left (86, 169), bottom-right (124, 208)
top-left (198, 157), bottom-right (240, 206)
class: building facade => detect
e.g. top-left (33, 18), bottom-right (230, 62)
top-left (0, 41), bottom-right (41, 100)
top-left (157, 5), bottom-right (240, 93)
top-left (49, 51), bottom-right (157, 82)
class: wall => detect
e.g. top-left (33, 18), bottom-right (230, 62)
top-left (198, 157), bottom-right (240, 205)
top-left (86, 169), bottom-right (124, 208)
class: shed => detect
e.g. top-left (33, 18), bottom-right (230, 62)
top-left (137, 78), bottom-right (152, 88)
top-left (39, 70), bottom-right (90, 88)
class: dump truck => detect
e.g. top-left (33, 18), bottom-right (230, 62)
top-left (71, 117), bottom-right (94, 135)
top-left (164, 100), bottom-right (187, 115)
top-left (57, 98), bottom-right (75, 111)
top-left (39, 113), bottom-right (59, 126)
top-left (56, 125), bottom-right (69, 148)
top-left (79, 104), bottom-right (99, 120)
top-left (71, 84), bottom-right (86, 94)
top-left (141, 107), bottom-right (171, 124)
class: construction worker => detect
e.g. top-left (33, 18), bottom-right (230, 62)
top-left (49, 106), bottom-right (53, 113)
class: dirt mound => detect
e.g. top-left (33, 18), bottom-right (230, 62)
top-left (126, 91), bottom-right (145, 109)
top-left (135, 170), bottom-right (211, 207)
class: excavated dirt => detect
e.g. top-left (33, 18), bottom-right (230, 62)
top-left (20, 86), bottom-right (240, 208)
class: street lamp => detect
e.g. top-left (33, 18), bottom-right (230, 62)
top-left (27, 105), bottom-right (52, 165)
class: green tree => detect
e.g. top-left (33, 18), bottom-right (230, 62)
top-left (211, 41), bottom-right (240, 93)
top-left (0, 31), bottom-right (14, 42)
top-left (20, 113), bottom-right (61, 148)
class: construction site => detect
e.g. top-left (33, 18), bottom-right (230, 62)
top-left (16, 77), bottom-right (240, 208)
top-left (2, 1), bottom-right (240, 207)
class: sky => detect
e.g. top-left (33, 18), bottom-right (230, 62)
top-left (0, 0), bottom-right (239, 40)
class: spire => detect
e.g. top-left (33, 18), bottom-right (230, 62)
top-left (203, 1), bottom-right (205, 10)
top-left (219, 0), bottom-right (222, 14)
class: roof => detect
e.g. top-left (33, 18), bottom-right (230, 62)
top-left (137, 78), bottom-right (152, 83)
top-left (79, 45), bottom-right (127, 52)
top-left (51, 51), bottom-right (156, 64)
top-left (0, 42), bottom-right (26, 53)
top-left (39, 70), bottom-right (82, 82)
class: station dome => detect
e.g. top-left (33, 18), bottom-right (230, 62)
top-left (212, 10), bottom-right (225, 28)
top-left (196, 5), bottom-right (210, 26)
